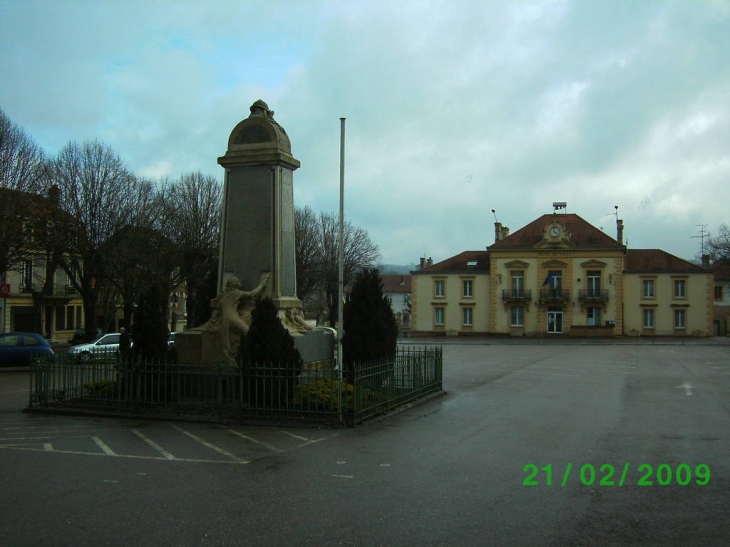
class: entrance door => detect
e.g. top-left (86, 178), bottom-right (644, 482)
top-left (547, 309), bottom-right (563, 333)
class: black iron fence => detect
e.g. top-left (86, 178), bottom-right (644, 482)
top-left (28, 346), bottom-right (442, 426)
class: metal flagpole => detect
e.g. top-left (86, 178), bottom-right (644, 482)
top-left (338, 118), bottom-right (345, 420)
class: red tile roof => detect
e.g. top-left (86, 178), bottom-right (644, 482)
top-left (412, 250), bottom-right (490, 274)
top-left (489, 214), bottom-right (622, 249)
top-left (380, 274), bottom-right (412, 293)
top-left (624, 249), bottom-right (707, 272)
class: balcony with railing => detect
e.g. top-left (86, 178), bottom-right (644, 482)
top-left (578, 289), bottom-right (609, 302)
top-left (501, 289), bottom-right (532, 302)
top-left (538, 288), bottom-right (570, 303)
top-left (19, 283), bottom-right (79, 299)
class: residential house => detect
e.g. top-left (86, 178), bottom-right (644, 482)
top-left (380, 273), bottom-right (412, 333)
top-left (0, 187), bottom-right (84, 340)
top-left (712, 262), bottom-right (730, 336)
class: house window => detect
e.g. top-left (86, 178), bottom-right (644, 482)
top-left (674, 279), bottom-right (686, 299)
top-left (544, 270), bottom-right (562, 297)
top-left (715, 286), bottom-right (724, 300)
top-left (642, 279), bottom-right (655, 299)
top-left (462, 280), bottom-right (473, 298)
top-left (587, 307), bottom-right (602, 326)
top-left (55, 306), bottom-right (66, 330)
top-left (587, 271), bottom-right (601, 297)
top-left (66, 306), bottom-right (75, 330)
top-left (463, 307), bottom-right (473, 326)
top-left (511, 271), bottom-right (524, 297)
top-left (22, 259), bottom-right (33, 289)
top-left (434, 279), bottom-right (445, 297)
top-left (510, 306), bottom-right (524, 327)
top-left (434, 307), bottom-right (445, 326)
top-left (643, 309), bottom-right (655, 329)
top-left (674, 309), bottom-right (686, 329)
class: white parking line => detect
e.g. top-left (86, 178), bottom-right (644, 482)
top-left (131, 428), bottom-right (177, 460)
top-left (225, 428), bottom-right (282, 452)
top-left (92, 436), bottom-right (116, 456)
top-left (170, 424), bottom-right (249, 463)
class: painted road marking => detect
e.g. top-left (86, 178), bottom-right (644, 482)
top-left (676, 382), bottom-right (695, 396)
top-left (91, 436), bottom-right (116, 456)
top-left (280, 430), bottom-right (331, 446)
top-left (0, 444), bottom-right (246, 463)
top-left (131, 428), bottom-right (177, 460)
top-left (170, 423), bottom-right (249, 463)
top-left (225, 428), bottom-right (282, 452)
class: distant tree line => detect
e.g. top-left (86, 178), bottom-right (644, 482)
top-left (1, 107), bottom-right (382, 343)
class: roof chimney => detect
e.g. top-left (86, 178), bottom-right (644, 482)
top-left (426, 257), bottom-right (433, 268)
top-left (616, 219), bottom-right (624, 244)
top-left (494, 222), bottom-right (502, 243)
top-left (419, 257), bottom-right (425, 270)
top-left (702, 254), bottom-right (710, 269)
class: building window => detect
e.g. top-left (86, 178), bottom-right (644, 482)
top-left (462, 280), bottom-right (473, 298)
top-left (55, 306), bottom-right (65, 330)
top-left (22, 259), bottom-right (33, 289)
top-left (434, 279), bottom-right (445, 297)
top-left (674, 309), bottom-right (686, 329)
top-left (715, 286), bottom-right (724, 301)
top-left (510, 306), bottom-right (524, 327)
top-left (587, 271), bottom-right (601, 297)
top-left (511, 271), bottom-right (525, 297)
top-left (643, 309), bottom-right (655, 329)
top-left (434, 307), bottom-right (445, 326)
top-left (463, 307), bottom-right (473, 326)
top-left (642, 279), bottom-right (655, 299)
top-left (66, 306), bottom-right (75, 330)
top-left (674, 279), bottom-right (686, 299)
top-left (587, 307), bottom-right (602, 326)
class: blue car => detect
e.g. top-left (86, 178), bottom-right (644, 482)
top-left (0, 332), bottom-right (55, 366)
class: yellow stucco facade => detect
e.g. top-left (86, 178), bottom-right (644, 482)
top-left (411, 213), bottom-right (713, 338)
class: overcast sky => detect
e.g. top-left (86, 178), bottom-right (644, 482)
top-left (2, 0), bottom-right (728, 266)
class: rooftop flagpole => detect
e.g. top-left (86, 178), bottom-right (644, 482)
top-left (338, 118), bottom-right (345, 419)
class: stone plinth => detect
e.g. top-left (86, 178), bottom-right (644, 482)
top-left (175, 330), bottom-right (218, 364)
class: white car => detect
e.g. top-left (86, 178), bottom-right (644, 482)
top-left (68, 333), bottom-right (122, 362)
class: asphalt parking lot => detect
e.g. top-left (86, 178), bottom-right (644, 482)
top-left (1, 338), bottom-right (729, 546)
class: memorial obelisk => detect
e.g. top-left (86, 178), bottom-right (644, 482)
top-left (217, 100), bottom-right (302, 312)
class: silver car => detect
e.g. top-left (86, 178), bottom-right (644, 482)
top-left (68, 333), bottom-right (121, 362)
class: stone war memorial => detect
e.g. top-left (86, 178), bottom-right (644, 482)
top-left (176, 100), bottom-right (332, 367)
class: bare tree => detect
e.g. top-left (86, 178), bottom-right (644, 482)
top-left (0, 108), bottom-right (48, 274)
top-left (315, 211), bottom-right (381, 327)
top-left (708, 224), bottom-right (730, 264)
top-left (157, 172), bottom-right (222, 328)
top-left (52, 140), bottom-right (145, 340)
top-left (294, 205), bottom-right (320, 302)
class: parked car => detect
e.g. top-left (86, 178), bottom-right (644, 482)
top-left (68, 333), bottom-right (122, 362)
top-left (0, 332), bottom-right (55, 366)
top-left (70, 328), bottom-right (102, 346)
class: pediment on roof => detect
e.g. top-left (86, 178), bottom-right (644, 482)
top-left (581, 259), bottom-right (607, 268)
top-left (542, 259), bottom-right (568, 268)
top-left (505, 260), bottom-right (530, 268)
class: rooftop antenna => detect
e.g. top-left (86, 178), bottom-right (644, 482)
top-left (692, 224), bottom-right (709, 255)
top-left (613, 205), bottom-right (619, 221)
top-left (491, 209), bottom-right (498, 223)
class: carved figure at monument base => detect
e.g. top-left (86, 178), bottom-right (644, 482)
top-left (198, 273), bottom-right (270, 366)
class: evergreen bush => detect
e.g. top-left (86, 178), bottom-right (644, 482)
top-left (239, 297), bottom-right (303, 408)
top-left (342, 268), bottom-right (398, 382)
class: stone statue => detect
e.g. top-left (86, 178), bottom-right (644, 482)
top-left (283, 307), bottom-right (313, 333)
top-left (200, 273), bottom-right (270, 365)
